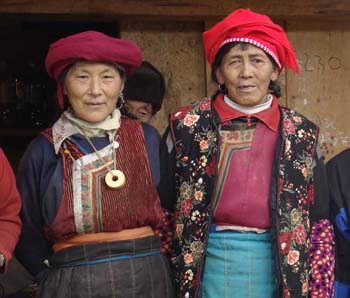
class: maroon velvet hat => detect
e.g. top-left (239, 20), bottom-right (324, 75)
top-left (45, 30), bottom-right (142, 108)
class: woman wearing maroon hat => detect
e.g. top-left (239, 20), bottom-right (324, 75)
top-left (14, 31), bottom-right (173, 298)
top-left (159, 9), bottom-right (334, 298)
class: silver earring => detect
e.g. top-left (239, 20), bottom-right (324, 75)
top-left (116, 92), bottom-right (125, 109)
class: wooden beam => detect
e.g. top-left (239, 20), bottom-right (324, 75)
top-left (0, 0), bottom-right (349, 20)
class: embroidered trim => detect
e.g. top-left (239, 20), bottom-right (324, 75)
top-left (220, 37), bottom-right (281, 69)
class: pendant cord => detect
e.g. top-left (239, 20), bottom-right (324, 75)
top-left (73, 125), bottom-right (117, 173)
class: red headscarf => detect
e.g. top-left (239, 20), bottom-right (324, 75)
top-left (45, 31), bottom-right (142, 108)
top-left (202, 9), bottom-right (300, 74)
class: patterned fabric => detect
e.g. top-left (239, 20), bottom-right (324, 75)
top-left (155, 209), bottom-right (175, 258)
top-left (168, 96), bottom-right (332, 298)
top-left (42, 117), bottom-right (162, 242)
top-left (170, 98), bottom-right (217, 298)
top-left (212, 124), bottom-right (254, 205)
top-left (309, 219), bottom-right (335, 297)
top-left (276, 107), bottom-right (318, 298)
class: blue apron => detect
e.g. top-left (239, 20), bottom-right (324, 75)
top-left (202, 229), bottom-right (277, 298)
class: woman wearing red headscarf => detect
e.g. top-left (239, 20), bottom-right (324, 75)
top-left (159, 9), bottom-right (334, 298)
top-left (14, 31), bottom-right (173, 298)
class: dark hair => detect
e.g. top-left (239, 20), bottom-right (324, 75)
top-left (211, 42), bottom-right (281, 98)
top-left (58, 66), bottom-right (71, 110)
top-left (268, 80), bottom-right (281, 98)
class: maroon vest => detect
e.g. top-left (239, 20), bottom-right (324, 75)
top-left (214, 122), bottom-right (278, 228)
top-left (43, 117), bottom-right (162, 242)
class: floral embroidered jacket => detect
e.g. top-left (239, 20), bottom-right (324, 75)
top-left (159, 96), bottom-right (334, 298)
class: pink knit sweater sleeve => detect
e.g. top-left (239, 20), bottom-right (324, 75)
top-left (0, 148), bottom-right (22, 272)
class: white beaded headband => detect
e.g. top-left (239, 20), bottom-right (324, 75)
top-left (220, 37), bottom-right (282, 69)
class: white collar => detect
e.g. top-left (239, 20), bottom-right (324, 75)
top-left (223, 94), bottom-right (273, 115)
top-left (52, 109), bottom-right (121, 154)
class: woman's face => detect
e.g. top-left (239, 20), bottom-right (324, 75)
top-left (215, 44), bottom-right (278, 107)
top-left (124, 100), bottom-right (154, 123)
top-left (64, 61), bottom-right (124, 123)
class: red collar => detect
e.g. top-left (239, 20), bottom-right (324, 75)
top-left (213, 93), bottom-right (280, 132)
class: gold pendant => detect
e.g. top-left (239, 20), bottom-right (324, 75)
top-left (105, 170), bottom-right (126, 189)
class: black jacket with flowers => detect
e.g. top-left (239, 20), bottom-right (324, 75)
top-left (159, 96), bottom-right (334, 298)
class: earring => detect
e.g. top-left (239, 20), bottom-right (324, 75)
top-left (218, 84), bottom-right (226, 93)
top-left (116, 92), bottom-right (125, 109)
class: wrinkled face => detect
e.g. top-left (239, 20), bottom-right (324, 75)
top-left (215, 44), bottom-right (278, 107)
top-left (124, 99), bottom-right (154, 123)
top-left (64, 61), bottom-right (124, 123)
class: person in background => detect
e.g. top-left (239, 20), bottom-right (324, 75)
top-left (122, 61), bottom-right (166, 187)
top-left (0, 148), bottom-right (21, 274)
top-left (327, 149), bottom-right (350, 298)
top-left (123, 61), bottom-right (165, 124)
top-left (159, 8), bottom-right (334, 298)
top-left (14, 31), bottom-right (173, 298)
